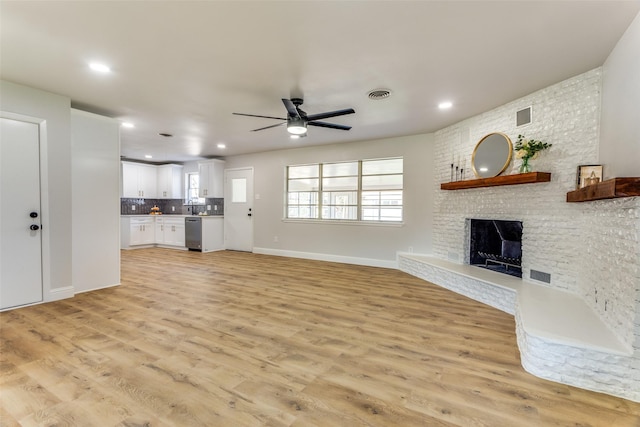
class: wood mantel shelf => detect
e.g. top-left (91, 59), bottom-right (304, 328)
top-left (566, 177), bottom-right (640, 202)
top-left (440, 172), bottom-right (551, 190)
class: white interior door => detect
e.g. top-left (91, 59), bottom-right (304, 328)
top-left (0, 117), bottom-right (43, 309)
top-left (224, 167), bottom-right (253, 252)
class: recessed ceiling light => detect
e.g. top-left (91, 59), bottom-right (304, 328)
top-left (144, 155), bottom-right (153, 159)
top-left (121, 122), bottom-right (134, 128)
top-left (438, 101), bottom-right (453, 110)
top-left (89, 62), bottom-right (111, 73)
top-left (217, 143), bottom-right (226, 149)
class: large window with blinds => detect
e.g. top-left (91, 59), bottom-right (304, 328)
top-left (286, 157), bottom-right (403, 222)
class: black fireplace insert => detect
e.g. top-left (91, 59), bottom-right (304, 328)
top-left (469, 219), bottom-right (523, 278)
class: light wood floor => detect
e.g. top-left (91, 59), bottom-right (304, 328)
top-left (1, 249), bottom-right (639, 426)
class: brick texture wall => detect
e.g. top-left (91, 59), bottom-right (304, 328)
top-left (432, 68), bottom-right (639, 354)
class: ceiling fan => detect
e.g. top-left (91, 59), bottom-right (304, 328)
top-left (233, 98), bottom-right (355, 136)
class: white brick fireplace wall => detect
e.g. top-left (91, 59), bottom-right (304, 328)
top-left (428, 68), bottom-right (640, 401)
top-left (434, 69), bottom-right (601, 293)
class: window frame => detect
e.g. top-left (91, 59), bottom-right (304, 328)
top-left (184, 172), bottom-right (205, 205)
top-left (285, 157), bottom-right (403, 224)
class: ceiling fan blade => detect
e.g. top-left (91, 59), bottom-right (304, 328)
top-left (308, 121), bottom-right (352, 131)
top-left (251, 122), bottom-right (286, 132)
top-left (306, 108), bottom-right (355, 122)
top-left (233, 112), bottom-right (285, 120)
top-left (281, 99), bottom-right (301, 119)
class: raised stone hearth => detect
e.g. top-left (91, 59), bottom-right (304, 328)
top-left (398, 254), bottom-right (637, 402)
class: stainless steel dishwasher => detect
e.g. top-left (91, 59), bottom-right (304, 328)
top-left (185, 217), bottom-right (202, 250)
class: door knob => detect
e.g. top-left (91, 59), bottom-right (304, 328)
top-left (30, 224), bottom-right (40, 231)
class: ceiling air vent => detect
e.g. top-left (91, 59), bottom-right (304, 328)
top-left (368, 89), bottom-right (391, 100)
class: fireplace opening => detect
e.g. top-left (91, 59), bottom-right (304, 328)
top-left (469, 219), bottom-right (522, 278)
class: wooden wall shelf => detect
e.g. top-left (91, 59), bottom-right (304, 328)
top-left (566, 177), bottom-right (640, 202)
top-left (441, 172), bottom-right (551, 190)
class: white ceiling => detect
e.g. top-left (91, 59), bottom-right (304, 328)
top-left (2, 1), bottom-right (639, 162)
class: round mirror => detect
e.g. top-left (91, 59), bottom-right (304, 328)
top-left (471, 132), bottom-right (513, 178)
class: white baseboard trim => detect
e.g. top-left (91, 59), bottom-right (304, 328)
top-left (253, 247), bottom-right (397, 269)
top-left (74, 282), bottom-right (121, 295)
top-left (48, 285), bottom-right (75, 301)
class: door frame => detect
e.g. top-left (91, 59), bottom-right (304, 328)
top-left (1, 111), bottom-right (51, 308)
top-left (224, 167), bottom-right (254, 252)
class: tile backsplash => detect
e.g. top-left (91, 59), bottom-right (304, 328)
top-left (121, 198), bottom-right (224, 216)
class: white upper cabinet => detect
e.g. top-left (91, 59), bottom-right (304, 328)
top-left (122, 162), bottom-right (184, 199)
top-left (198, 159), bottom-right (225, 198)
top-left (138, 165), bottom-right (157, 198)
top-left (157, 164), bottom-right (183, 199)
top-left (122, 162), bottom-right (157, 198)
top-left (122, 162), bottom-right (140, 198)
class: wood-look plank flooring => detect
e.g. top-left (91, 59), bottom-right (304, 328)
top-left (1, 248), bottom-right (639, 426)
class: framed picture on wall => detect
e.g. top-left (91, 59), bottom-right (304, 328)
top-left (577, 165), bottom-right (603, 189)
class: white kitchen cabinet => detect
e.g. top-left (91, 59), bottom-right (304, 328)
top-left (122, 162), bottom-right (139, 198)
top-left (198, 159), bottom-right (225, 198)
top-left (128, 217), bottom-right (155, 246)
top-left (156, 216), bottom-right (185, 247)
top-left (157, 164), bottom-right (183, 199)
top-left (122, 161), bottom-right (157, 198)
top-left (202, 216), bottom-right (224, 252)
top-left (155, 219), bottom-right (164, 244)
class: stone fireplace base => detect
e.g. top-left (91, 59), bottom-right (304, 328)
top-left (398, 253), bottom-right (637, 402)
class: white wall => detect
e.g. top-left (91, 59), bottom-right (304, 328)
top-left (590, 11), bottom-right (640, 363)
top-left (599, 11), bottom-right (640, 179)
top-left (432, 67), bottom-right (639, 350)
top-left (71, 109), bottom-right (120, 293)
top-left (224, 133), bottom-right (434, 267)
top-left (433, 69), bottom-right (601, 290)
top-left (0, 80), bottom-right (74, 301)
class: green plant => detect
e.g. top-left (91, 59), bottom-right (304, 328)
top-left (515, 134), bottom-right (552, 160)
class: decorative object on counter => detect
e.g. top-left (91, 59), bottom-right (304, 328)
top-left (515, 134), bottom-right (551, 174)
top-left (576, 164), bottom-right (603, 189)
top-left (150, 205), bottom-right (162, 215)
top-left (471, 132), bottom-right (513, 178)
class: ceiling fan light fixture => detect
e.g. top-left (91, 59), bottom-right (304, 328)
top-left (287, 126), bottom-right (307, 135)
top-left (287, 117), bottom-right (307, 135)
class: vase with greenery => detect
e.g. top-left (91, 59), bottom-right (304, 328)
top-left (515, 134), bottom-right (552, 173)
